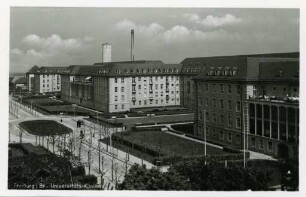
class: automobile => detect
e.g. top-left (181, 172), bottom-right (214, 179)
top-left (161, 127), bottom-right (168, 132)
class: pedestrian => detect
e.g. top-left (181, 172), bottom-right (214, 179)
top-left (60, 119), bottom-right (63, 123)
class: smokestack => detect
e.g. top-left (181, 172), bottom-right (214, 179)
top-left (102, 43), bottom-right (112, 63)
top-left (131, 29), bottom-right (134, 61)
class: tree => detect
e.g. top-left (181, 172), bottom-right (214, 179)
top-left (118, 164), bottom-right (190, 190)
top-left (80, 174), bottom-right (97, 185)
top-left (169, 158), bottom-right (272, 191)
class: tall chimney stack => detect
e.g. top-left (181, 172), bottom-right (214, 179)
top-left (102, 43), bottom-right (112, 63)
top-left (131, 29), bottom-right (134, 61)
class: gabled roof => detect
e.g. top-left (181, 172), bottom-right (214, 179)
top-left (14, 77), bottom-right (27, 84)
top-left (259, 61), bottom-right (299, 82)
top-left (27, 66), bottom-right (68, 74)
top-left (72, 60), bottom-right (182, 76)
top-left (27, 65), bottom-right (40, 74)
top-left (181, 52), bottom-right (299, 76)
top-left (181, 52), bottom-right (299, 65)
top-left (193, 57), bottom-right (299, 83)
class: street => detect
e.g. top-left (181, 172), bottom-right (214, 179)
top-left (9, 96), bottom-right (154, 190)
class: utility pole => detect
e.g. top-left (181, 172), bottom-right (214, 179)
top-left (101, 155), bottom-right (104, 178)
top-left (111, 152), bottom-right (114, 182)
top-left (125, 153), bottom-right (128, 175)
top-left (141, 146), bottom-right (144, 166)
top-left (100, 155), bottom-right (105, 188)
top-left (203, 109), bottom-right (207, 165)
top-left (52, 135), bottom-right (55, 153)
top-left (19, 130), bottom-right (22, 143)
top-left (243, 106), bottom-right (248, 169)
top-left (98, 141), bottom-right (101, 173)
top-left (79, 138), bottom-right (82, 162)
top-left (88, 150), bottom-right (91, 174)
top-left (47, 137), bottom-right (49, 150)
top-left (31, 100), bottom-right (33, 115)
top-left (63, 134), bottom-right (66, 154)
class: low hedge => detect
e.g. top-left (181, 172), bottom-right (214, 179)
top-left (223, 146), bottom-right (242, 154)
top-left (35, 105), bottom-right (94, 116)
top-left (155, 152), bottom-right (250, 166)
top-left (171, 124), bottom-right (194, 135)
top-left (110, 134), bottom-right (166, 157)
top-left (19, 120), bottom-right (72, 136)
top-left (131, 126), bottom-right (164, 132)
top-left (167, 129), bottom-right (185, 135)
top-left (185, 134), bottom-right (225, 147)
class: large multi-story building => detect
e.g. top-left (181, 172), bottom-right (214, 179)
top-left (180, 52), bottom-right (299, 111)
top-left (192, 53), bottom-right (299, 158)
top-left (26, 65), bottom-right (39, 92)
top-left (61, 60), bottom-right (182, 113)
top-left (26, 66), bottom-right (66, 94)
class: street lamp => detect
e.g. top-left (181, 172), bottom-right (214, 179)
top-left (243, 106), bottom-right (248, 169)
top-left (203, 109), bottom-right (207, 165)
top-left (72, 104), bottom-right (76, 119)
top-left (31, 100), bottom-right (33, 115)
top-left (283, 170), bottom-right (293, 191)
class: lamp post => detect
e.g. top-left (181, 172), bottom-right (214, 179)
top-left (243, 106), bottom-right (248, 169)
top-left (203, 109), bottom-right (207, 164)
top-left (72, 104), bottom-right (76, 120)
top-left (31, 100), bottom-right (33, 115)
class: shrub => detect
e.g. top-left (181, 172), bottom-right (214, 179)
top-left (80, 175), bottom-right (97, 185)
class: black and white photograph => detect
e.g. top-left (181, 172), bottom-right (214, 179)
top-left (1, 0), bottom-right (303, 195)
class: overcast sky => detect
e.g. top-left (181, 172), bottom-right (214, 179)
top-left (9, 7), bottom-right (299, 73)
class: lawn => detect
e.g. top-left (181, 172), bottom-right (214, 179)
top-left (21, 97), bottom-right (94, 116)
top-left (24, 98), bottom-right (63, 105)
top-left (116, 114), bottom-right (194, 129)
top-left (171, 123), bottom-right (194, 135)
top-left (116, 131), bottom-right (225, 156)
top-left (101, 130), bottom-right (235, 164)
top-left (37, 105), bottom-right (95, 116)
top-left (19, 120), bottom-right (72, 136)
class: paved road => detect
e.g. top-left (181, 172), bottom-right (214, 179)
top-left (9, 96), bottom-right (154, 190)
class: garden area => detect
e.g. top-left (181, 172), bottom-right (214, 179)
top-left (119, 157), bottom-right (298, 191)
top-left (21, 97), bottom-right (95, 116)
top-left (170, 123), bottom-right (194, 135)
top-left (100, 130), bottom-right (244, 165)
top-left (19, 120), bottom-right (72, 136)
top-left (8, 143), bottom-right (99, 189)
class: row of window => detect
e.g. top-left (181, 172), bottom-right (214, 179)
top-left (199, 98), bottom-right (241, 111)
top-left (114, 98), bottom-right (180, 109)
top-left (202, 83), bottom-right (241, 94)
top-left (271, 86), bottom-right (298, 93)
top-left (132, 76), bottom-right (179, 82)
top-left (114, 104), bottom-right (125, 110)
top-left (198, 127), bottom-right (274, 152)
top-left (114, 87), bottom-right (124, 93)
top-left (42, 84), bottom-right (58, 88)
top-left (132, 91), bottom-right (179, 98)
top-left (250, 138), bottom-right (274, 152)
top-left (43, 79), bottom-right (60, 83)
top-left (116, 68), bottom-right (179, 74)
top-left (199, 112), bottom-right (241, 128)
top-left (132, 84), bottom-right (179, 91)
top-left (132, 98), bottom-right (180, 106)
top-left (114, 78), bottom-right (125, 83)
top-left (199, 127), bottom-right (240, 144)
top-left (114, 95), bottom-right (125, 102)
top-left (182, 66), bottom-right (238, 75)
